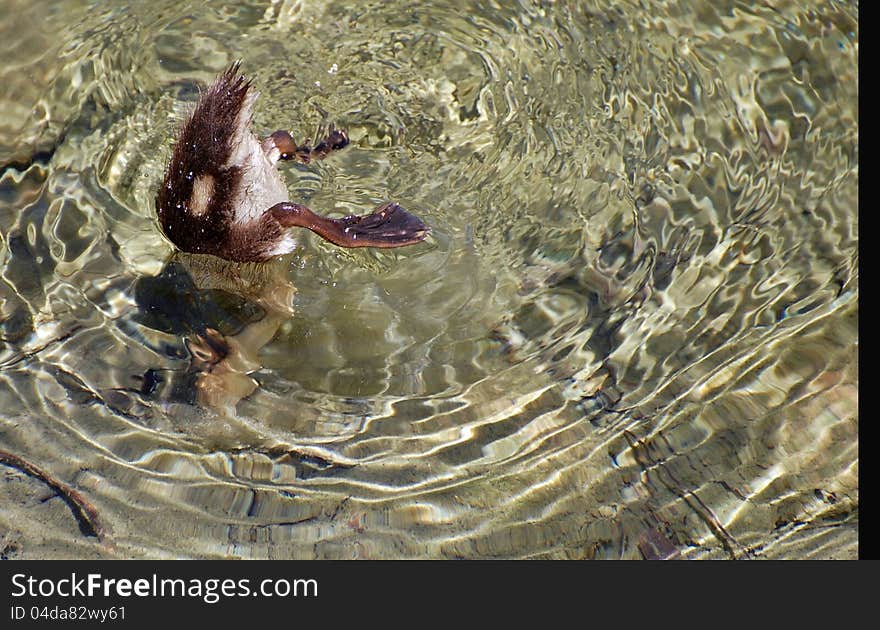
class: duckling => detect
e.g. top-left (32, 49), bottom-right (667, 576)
top-left (156, 62), bottom-right (428, 262)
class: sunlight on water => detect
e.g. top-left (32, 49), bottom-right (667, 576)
top-left (0, 0), bottom-right (857, 559)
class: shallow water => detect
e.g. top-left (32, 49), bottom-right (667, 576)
top-left (0, 0), bottom-right (857, 559)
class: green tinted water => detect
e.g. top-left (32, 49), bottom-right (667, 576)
top-left (0, 0), bottom-right (857, 558)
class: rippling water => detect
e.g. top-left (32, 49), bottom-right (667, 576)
top-left (0, 0), bottom-right (857, 559)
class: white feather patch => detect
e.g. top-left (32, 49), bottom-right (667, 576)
top-left (225, 90), bottom-right (289, 225)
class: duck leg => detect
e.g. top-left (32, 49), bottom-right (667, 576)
top-left (268, 201), bottom-right (428, 249)
top-left (264, 129), bottom-right (349, 164)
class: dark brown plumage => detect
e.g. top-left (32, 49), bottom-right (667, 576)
top-left (156, 63), bottom-right (428, 262)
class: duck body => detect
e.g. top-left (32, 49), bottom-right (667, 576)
top-left (156, 63), bottom-right (427, 262)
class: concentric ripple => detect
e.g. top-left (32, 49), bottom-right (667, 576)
top-left (0, 0), bottom-right (857, 559)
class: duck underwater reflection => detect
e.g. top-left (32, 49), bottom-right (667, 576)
top-left (133, 253), bottom-right (297, 411)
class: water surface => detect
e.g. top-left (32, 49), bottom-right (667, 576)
top-left (0, 0), bottom-right (858, 559)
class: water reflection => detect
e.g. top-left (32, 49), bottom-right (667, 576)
top-left (133, 254), bottom-right (298, 410)
top-left (0, 0), bottom-right (857, 559)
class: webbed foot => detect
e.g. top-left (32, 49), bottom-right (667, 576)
top-left (265, 128), bottom-right (349, 164)
top-left (269, 201), bottom-right (428, 248)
